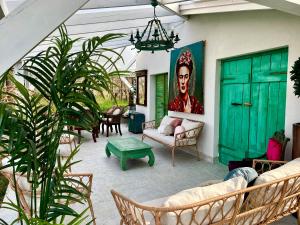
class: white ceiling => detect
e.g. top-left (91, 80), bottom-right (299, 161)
top-left (2, 0), bottom-right (300, 69)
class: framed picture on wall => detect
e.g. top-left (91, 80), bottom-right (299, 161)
top-left (136, 70), bottom-right (147, 106)
top-left (168, 41), bottom-right (205, 114)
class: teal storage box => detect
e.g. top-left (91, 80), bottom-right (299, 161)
top-left (128, 112), bottom-right (145, 134)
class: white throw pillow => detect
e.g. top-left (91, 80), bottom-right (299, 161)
top-left (181, 119), bottom-right (201, 131)
top-left (158, 116), bottom-right (175, 134)
top-left (181, 119), bottom-right (202, 138)
top-left (160, 116), bottom-right (174, 126)
top-left (162, 125), bottom-right (175, 136)
top-left (255, 158), bottom-right (300, 184)
top-left (157, 124), bottom-right (166, 134)
top-left (251, 158), bottom-right (300, 208)
top-left (162, 176), bottom-right (247, 225)
top-left (112, 108), bottom-right (121, 115)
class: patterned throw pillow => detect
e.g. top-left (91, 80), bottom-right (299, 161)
top-left (170, 118), bottom-right (182, 128)
top-left (224, 167), bottom-right (258, 184)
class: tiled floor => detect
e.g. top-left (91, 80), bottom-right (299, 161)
top-left (0, 125), bottom-right (297, 224)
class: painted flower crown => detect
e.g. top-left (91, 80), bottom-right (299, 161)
top-left (179, 50), bottom-right (192, 65)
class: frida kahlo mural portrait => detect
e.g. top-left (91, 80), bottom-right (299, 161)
top-left (168, 41), bottom-right (205, 114)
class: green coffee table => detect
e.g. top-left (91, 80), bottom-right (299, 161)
top-left (105, 137), bottom-right (155, 171)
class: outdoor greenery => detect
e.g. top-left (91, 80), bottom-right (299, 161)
top-left (96, 96), bottom-right (128, 112)
top-left (0, 25), bottom-right (126, 224)
top-left (291, 57), bottom-right (300, 97)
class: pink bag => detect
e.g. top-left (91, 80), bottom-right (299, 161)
top-left (266, 138), bottom-right (282, 160)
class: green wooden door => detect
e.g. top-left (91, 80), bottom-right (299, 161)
top-left (155, 73), bottom-right (168, 121)
top-left (219, 48), bottom-right (288, 164)
top-left (219, 58), bottom-right (252, 163)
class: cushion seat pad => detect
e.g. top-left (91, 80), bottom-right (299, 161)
top-left (143, 129), bottom-right (175, 147)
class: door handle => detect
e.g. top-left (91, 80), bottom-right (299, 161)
top-left (244, 102), bottom-right (252, 107)
top-left (231, 102), bottom-right (242, 106)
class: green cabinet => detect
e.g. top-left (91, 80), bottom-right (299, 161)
top-left (219, 48), bottom-right (288, 164)
top-left (128, 112), bottom-right (145, 134)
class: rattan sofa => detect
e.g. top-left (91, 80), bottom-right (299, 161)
top-left (112, 159), bottom-right (300, 225)
top-left (142, 118), bottom-right (204, 166)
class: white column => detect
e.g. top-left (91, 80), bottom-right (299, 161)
top-left (0, 0), bottom-right (89, 76)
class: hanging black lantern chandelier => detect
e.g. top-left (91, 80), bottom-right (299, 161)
top-left (129, 0), bottom-right (180, 53)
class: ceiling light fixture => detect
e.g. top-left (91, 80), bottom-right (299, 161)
top-left (129, 0), bottom-right (180, 53)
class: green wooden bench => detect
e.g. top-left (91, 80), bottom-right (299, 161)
top-left (105, 137), bottom-right (155, 170)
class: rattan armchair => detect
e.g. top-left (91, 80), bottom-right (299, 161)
top-left (2, 170), bottom-right (96, 224)
top-left (111, 159), bottom-right (300, 225)
top-left (142, 118), bottom-right (204, 166)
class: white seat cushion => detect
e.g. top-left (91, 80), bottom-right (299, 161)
top-left (143, 129), bottom-right (175, 147)
top-left (143, 196), bottom-right (169, 207)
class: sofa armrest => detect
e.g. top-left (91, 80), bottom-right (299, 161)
top-left (142, 120), bottom-right (156, 130)
top-left (174, 126), bottom-right (203, 147)
top-left (175, 126), bottom-right (203, 140)
top-left (63, 173), bottom-right (93, 197)
top-left (143, 118), bottom-right (164, 130)
top-left (252, 159), bottom-right (288, 174)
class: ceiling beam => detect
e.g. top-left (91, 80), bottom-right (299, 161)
top-left (160, 0), bottom-right (191, 4)
top-left (0, 0), bottom-right (89, 76)
top-left (51, 15), bottom-right (183, 36)
top-left (158, 2), bottom-right (188, 20)
top-left (82, 0), bottom-right (151, 9)
top-left (39, 21), bottom-right (183, 48)
top-left (180, 0), bottom-right (269, 15)
top-left (246, 0), bottom-right (300, 16)
top-left (67, 6), bottom-right (173, 26)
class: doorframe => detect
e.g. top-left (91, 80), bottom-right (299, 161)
top-left (217, 47), bottom-right (289, 161)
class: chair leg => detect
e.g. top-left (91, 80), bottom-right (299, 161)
top-left (118, 124), bottom-right (122, 136)
top-left (73, 138), bottom-right (77, 148)
top-left (101, 123), bottom-right (104, 135)
top-left (92, 132), bottom-right (97, 143)
top-left (115, 125), bottom-right (118, 133)
top-left (87, 197), bottom-right (96, 225)
top-left (69, 142), bottom-right (72, 152)
top-left (106, 125), bottom-right (109, 137)
top-left (110, 125), bottom-right (113, 132)
top-left (96, 127), bottom-right (99, 138)
top-left (172, 147), bottom-right (175, 167)
top-left (77, 130), bottom-right (81, 144)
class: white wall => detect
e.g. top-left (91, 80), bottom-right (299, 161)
top-left (136, 10), bottom-right (300, 162)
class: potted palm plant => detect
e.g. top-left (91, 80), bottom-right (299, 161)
top-left (0, 25), bottom-right (126, 224)
top-left (291, 57), bottom-right (300, 159)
